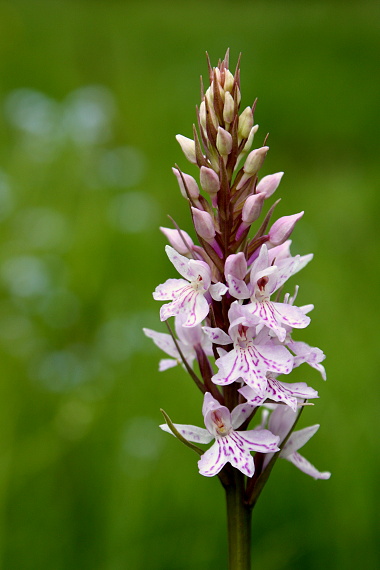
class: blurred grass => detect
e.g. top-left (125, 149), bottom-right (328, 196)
top-left (0, 0), bottom-right (378, 568)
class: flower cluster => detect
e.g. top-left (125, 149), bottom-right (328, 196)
top-left (144, 52), bottom-right (330, 486)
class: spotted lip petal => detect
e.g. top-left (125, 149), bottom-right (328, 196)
top-left (240, 379), bottom-right (318, 412)
top-left (198, 433), bottom-right (255, 477)
top-left (159, 284), bottom-right (210, 327)
top-left (243, 300), bottom-right (310, 341)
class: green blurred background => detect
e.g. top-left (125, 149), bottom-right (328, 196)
top-left (0, 0), bottom-right (378, 568)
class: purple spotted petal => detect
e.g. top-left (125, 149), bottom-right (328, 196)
top-left (233, 428), bottom-right (280, 453)
top-left (153, 278), bottom-right (189, 301)
top-left (271, 302), bottom-right (311, 331)
top-left (159, 285), bottom-right (210, 327)
top-left (212, 346), bottom-right (269, 395)
top-left (165, 245), bottom-right (201, 281)
top-left (203, 326), bottom-right (232, 345)
top-left (231, 403), bottom-right (256, 429)
top-left (160, 422), bottom-right (213, 444)
top-left (240, 379), bottom-right (318, 412)
top-left (285, 451), bottom-right (331, 480)
top-left (227, 275), bottom-right (250, 300)
top-left (198, 439), bottom-right (231, 476)
top-left (288, 339), bottom-right (326, 380)
top-left (243, 301), bottom-right (288, 341)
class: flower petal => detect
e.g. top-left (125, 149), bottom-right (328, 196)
top-left (160, 422), bottom-right (213, 444)
top-left (203, 326), bottom-right (232, 345)
top-left (198, 440), bottom-right (229, 476)
top-left (226, 275), bottom-right (250, 300)
top-left (159, 285), bottom-right (210, 327)
top-left (271, 301), bottom-right (311, 331)
top-left (282, 424), bottom-right (320, 456)
top-left (159, 358), bottom-right (179, 371)
top-left (243, 301), bottom-right (287, 341)
top-left (165, 245), bottom-right (196, 280)
top-left (153, 278), bottom-right (189, 301)
top-left (285, 451), bottom-right (331, 480)
top-left (143, 327), bottom-right (180, 359)
top-left (209, 282), bottom-right (228, 301)
top-left (233, 429), bottom-right (280, 453)
top-left (231, 403), bottom-right (256, 429)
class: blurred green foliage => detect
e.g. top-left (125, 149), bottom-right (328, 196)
top-left (0, 0), bottom-right (378, 568)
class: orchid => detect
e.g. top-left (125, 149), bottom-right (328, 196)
top-left (161, 393), bottom-right (280, 477)
top-left (262, 405), bottom-right (331, 480)
top-left (146, 51), bottom-right (329, 569)
top-left (153, 245), bottom-right (227, 327)
top-left (205, 302), bottom-right (293, 396)
top-left (242, 244), bottom-right (313, 341)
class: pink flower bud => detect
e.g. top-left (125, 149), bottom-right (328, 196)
top-left (223, 92), bottom-right (235, 124)
top-left (244, 146), bottom-right (269, 175)
top-left (216, 127), bottom-right (233, 156)
top-left (241, 193), bottom-right (265, 224)
top-left (200, 166), bottom-right (220, 196)
top-left (191, 207), bottom-right (216, 241)
top-left (238, 107), bottom-right (254, 139)
top-left (269, 212), bottom-right (304, 246)
top-left (225, 252), bottom-right (247, 280)
top-left (257, 172), bottom-right (284, 198)
top-left (172, 168), bottom-right (200, 200)
top-left (160, 227), bottom-right (194, 256)
top-left (175, 134), bottom-right (197, 164)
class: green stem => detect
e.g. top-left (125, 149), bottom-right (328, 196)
top-left (225, 470), bottom-right (252, 570)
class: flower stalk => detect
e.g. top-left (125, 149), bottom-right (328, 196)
top-left (144, 49), bottom-right (330, 569)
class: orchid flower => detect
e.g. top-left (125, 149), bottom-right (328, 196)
top-left (262, 405), bottom-right (331, 479)
top-left (153, 245), bottom-right (227, 327)
top-left (161, 393), bottom-right (280, 477)
top-left (242, 244), bottom-right (313, 341)
top-left (143, 315), bottom-right (212, 371)
top-left (204, 302), bottom-right (293, 396)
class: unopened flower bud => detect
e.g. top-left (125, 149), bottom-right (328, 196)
top-left (216, 127), bottom-right (233, 156)
top-left (200, 166), bottom-right (220, 195)
top-left (172, 168), bottom-right (200, 200)
top-left (191, 207), bottom-right (216, 241)
top-left (176, 135), bottom-right (197, 164)
top-left (238, 107), bottom-right (254, 140)
top-left (199, 100), bottom-right (207, 131)
top-left (244, 146), bottom-right (269, 175)
top-left (243, 125), bottom-right (259, 153)
top-left (225, 252), bottom-right (247, 280)
top-left (236, 146), bottom-right (269, 190)
top-left (257, 172), bottom-right (284, 198)
top-left (223, 91), bottom-right (235, 124)
top-left (205, 85), bottom-right (213, 105)
top-left (160, 227), bottom-right (194, 255)
top-left (235, 86), bottom-right (241, 105)
top-left (269, 212), bottom-right (304, 246)
top-left (223, 69), bottom-right (234, 92)
top-left (242, 192), bottom-right (265, 224)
